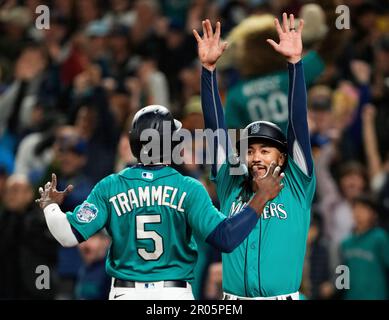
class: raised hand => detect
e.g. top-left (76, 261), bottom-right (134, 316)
top-left (36, 173), bottom-right (74, 209)
top-left (193, 19), bottom-right (228, 71)
top-left (266, 13), bottom-right (304, 64)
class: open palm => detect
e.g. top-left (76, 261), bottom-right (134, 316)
top-left (193, 19), bottom-right (228, 71)
top-left (36, 173), bottom-right (73, 209)
top-left (267, 13), bottom-right (304, 64)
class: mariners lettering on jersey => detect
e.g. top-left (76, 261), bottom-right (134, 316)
top-left (230, 196), bottom-right (288, 220)
top-left (109, 186), bottom-right (187, 216)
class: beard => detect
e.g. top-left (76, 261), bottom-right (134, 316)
top-left (248, 163), bottom-right (268, 179)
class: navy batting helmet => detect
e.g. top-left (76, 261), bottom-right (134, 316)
top-left (237, 121), bottom-right (287, 154)
top-left (129, 105), bottom-right (182, 162)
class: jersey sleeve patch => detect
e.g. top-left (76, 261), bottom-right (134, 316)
top-left (76, 202), bottom-right (99, 223)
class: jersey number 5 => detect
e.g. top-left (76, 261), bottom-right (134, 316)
top-left (136, 215), bottom-right (164, 260)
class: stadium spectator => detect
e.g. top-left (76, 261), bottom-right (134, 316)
top-left (0, 44), bottom-right (49, 151)
top-left (316, 146), bottom-right (369, 273)
top-left (340, 195), bottom-right (389, 300)
top-left (0, 6), bottom-right (32, 75)
top-left (300, 212), bottom-right (332, 300)
top-left (0, 174), bottom-right (58, 299)
top-left (38, 128), bottom-right (93, 299)
top-left (307, 85), bottom-right (334, 153)
top-left (74, 231), bottom-right (111, 300)
top-left (362, 104), bottom-right (389, 230)
top-left (14, 108), bottom-right (65, 184)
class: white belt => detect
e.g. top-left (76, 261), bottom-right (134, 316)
top-left (223, 291), bottom-right (299, 300)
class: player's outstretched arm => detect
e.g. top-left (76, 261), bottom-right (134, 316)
top-left (267, 13), bottom-right (313, 176)
top-left (205, 163), bottom-right (284, 253)
top-left (36, 173), bottom-right (79, 247)
top-left (194, 20), bottom-right (233, 176)
top-left (193, 20), bottom-right (228, 72)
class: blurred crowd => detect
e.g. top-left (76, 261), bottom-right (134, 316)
top-left (0, 0), bottom-right (388, 300)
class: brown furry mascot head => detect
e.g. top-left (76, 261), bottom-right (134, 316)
top-left (220, 5), bottom-right (328, 77)
top-left (219, 14), bottom-right (285, 77)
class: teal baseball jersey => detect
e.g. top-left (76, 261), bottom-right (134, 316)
top-left (66, 165), bottom-right (226, 282)
top-left (225, 51), bottom-right (324, 132)
top-left (212, 158), bottom-right (316, 297)
top-left (341, 227), bottom-right (389, 300)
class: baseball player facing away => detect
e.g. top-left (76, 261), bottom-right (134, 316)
top-left (36, 105), bottom-right (285, 300)
top-left (193, 15), bottom-right (315, 300)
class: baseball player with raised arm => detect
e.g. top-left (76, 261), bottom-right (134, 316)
top-left (193, 14), bottom-right (315, 300)
top-left (36, 105), bottom-right (284, 300)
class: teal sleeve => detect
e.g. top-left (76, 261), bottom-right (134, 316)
top-left (66, 180), bottom-right (109, 240)
top-left (284, 157), bottom-right (316, 207)
top-left (302, 51), bottom-right (325, 86)
top-left (185, 180), bottom-right (226, 242)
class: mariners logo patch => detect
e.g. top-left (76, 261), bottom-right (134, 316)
top-left (77, 202), bottom-right (98, 223)
top-left (250, 122), bottom-right (261, 134)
